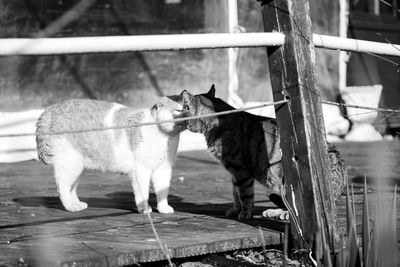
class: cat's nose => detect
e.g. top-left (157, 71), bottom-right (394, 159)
top-left (172, 109), bottom-right (184, 117)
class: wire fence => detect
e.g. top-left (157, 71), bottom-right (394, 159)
top-left (1, 99), bottom-right (399, 139)
top-left (0, 100), bottom-right (288, 138)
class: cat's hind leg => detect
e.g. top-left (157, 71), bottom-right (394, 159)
top-left (53, 147), bottom-right (86, 212)
top-left (236, 177), bottom-right (255, 220)
top-left (225, 184), bottom-right (241, 218)
top-left (152, 163), bottom-right (174, 214)
top-left (227, 173), bottom-right (255, 220)
top-left (131, 165), bottom-right (152, 214)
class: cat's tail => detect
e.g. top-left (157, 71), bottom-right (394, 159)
top-left (36, 109), bottom-right (53, 165)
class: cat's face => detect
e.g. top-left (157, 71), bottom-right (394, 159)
top-left (178, 85), bottom-right (218, 133)
top-left (153, 96), bottom-right (188, 134)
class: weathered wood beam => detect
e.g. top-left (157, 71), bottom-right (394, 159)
top-left (260, 0), bottom-right (339, 253)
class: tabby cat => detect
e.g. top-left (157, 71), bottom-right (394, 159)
top-left (179, 85), bottom-right (347, 220)
top-left (36, 97), bottom-right (186, 214)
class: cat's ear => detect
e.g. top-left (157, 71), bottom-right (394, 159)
top-left (180, 90), bottom-right (192, 103)
top-left (152, 102), bottom-right (164, 111)
top-left (151, 103), bottom-right (159, 111)
top-left (206, 84), bottom-right (216, 98)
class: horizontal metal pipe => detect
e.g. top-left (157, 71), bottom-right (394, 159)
top-left (0, 33), bottom-right (285, 56)
top-left (0, 32), bottom-right (399, 57)
top-left (313, 34), bottom-right (400, 57)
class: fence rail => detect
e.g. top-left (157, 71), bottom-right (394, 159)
top-left (0, 33), bottom-right (399, 57)
top-left (0, 33), bottom-right (284, 55)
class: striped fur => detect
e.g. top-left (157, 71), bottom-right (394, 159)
top-left (36, 97), bottom-right (186, 213)
top-left (180, 85), bottom-right (347, 220)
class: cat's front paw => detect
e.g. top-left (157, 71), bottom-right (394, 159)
top-left (157, 204), bottom-right (174, 214)
top-left (238, 210), bottom-right (253, 220)
top-left (262, 208), bottom-right (289, 220)
top-left (137, 205), bottom-right (153, 214)
top-left (225, 207), bottom-right (241, 218)
top-left (64, 201), bottom-right (88, 212)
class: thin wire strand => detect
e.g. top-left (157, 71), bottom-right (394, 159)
top-left (321, 100), bottom-right (400, 114)
top-left (379, 0), bottom-right (400, 15)
top-left (0, 100), bottom-right (288, 138)
top-left (363, 51), bottom-right (400, 72)
top-left (3, 99), bottom-right (400, 139)
top-left (376, 33), bottom-right (400, 54)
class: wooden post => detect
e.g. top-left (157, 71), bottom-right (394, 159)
top-left (260, 0), bottom-right (339, 253)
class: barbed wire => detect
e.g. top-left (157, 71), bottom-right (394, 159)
top-left (1, 99), bottom-right (399, 139)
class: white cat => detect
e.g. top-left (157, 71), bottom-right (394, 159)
top-left (36, 97), bottom-right (186, 214)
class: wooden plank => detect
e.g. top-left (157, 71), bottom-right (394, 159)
top-left (260, 0), bottom-right (339, 251)
top-left (0, 156), bottom-right (283, 267)
top-left (0, 143), bottom-right (399, 265)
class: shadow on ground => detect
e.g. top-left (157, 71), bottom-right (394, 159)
top-left (12, 191), bottom-right (285, 231)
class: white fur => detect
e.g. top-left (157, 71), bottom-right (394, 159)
top-left (129, 111), bottom-right (180, 214)
top-left (103, 104), bottom-right (136, 173)
top-left (51, 136), bottom-right (87, 212)
top-left (262, 208), bottom-right (289, 220)
top-left (36, 98), bottom-right (184, 214)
